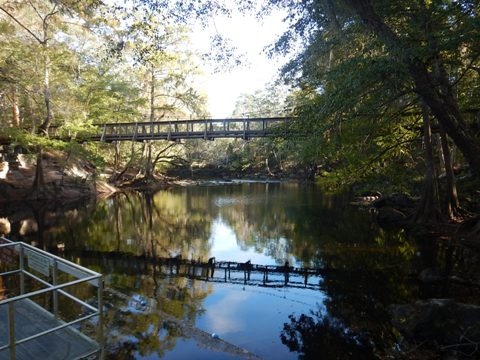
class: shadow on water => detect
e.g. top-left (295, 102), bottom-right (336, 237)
top-left (1, 182), bottom-right (479, 358)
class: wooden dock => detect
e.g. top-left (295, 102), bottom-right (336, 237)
top-left (0, 298), bottom-right (98, 360)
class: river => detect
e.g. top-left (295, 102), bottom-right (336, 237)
top-left (1, 181), bottom-right (472, 359)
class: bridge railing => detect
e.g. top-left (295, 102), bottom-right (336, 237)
top-left (94, 117), bottom-right (290, 141)
top-left (18, 117), bottom-right (292, 142)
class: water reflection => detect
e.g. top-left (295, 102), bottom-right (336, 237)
top-left (281, 313), bottom-right (374, 360)
top-left (2, 183), bottom-right (476, 358)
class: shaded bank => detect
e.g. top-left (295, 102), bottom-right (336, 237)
top-left (0, 150), bottom-right (117, 204)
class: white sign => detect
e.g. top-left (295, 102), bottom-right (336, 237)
top-left (28, 251), bottom-right (51, 276)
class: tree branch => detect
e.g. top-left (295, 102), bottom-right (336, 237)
top-left (152, 142), bottom-right (179, 166)
top-left (27, 0), bottom-right (43, 21)
top-left (452, 54), bottom-right (480, 88)
top-left (346, 137), bottom-right (421, 184)
top-left (0, 6), bottom-right (43, 43)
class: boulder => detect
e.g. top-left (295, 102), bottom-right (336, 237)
top-left (418, 267), bottom-right (446, 284)
top-left (372, 193), bottom-right (416, 209)
top-left (376, 207), bottom-right (407, 225)
top-left (391, 299), bottom-right (480, 353)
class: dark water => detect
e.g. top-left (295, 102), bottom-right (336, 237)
top-left (2, 182), bottom-right (476, 359)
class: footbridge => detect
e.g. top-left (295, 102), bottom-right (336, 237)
top-left (54, 117), bottom-right (293, 142)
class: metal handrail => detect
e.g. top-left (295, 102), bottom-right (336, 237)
top-left (17, 269), bottom-right (99, 313)
top-left (0, 274), bottom-right (101, 305)
top-left (0, 237), bottom-right (103, 359)
top-left (94, 116), bottom-right (291, 127)
top-left (0, 236), bottom-right (101, 277)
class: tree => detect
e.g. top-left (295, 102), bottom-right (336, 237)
top-left (255, 0), bottom-right (480, 222)
top-left (263, 0), bottom-right (480, 176)
top-left (343, 0), bottom-right (480, 176)
top-left (0, 0), bottom-right (100, 133)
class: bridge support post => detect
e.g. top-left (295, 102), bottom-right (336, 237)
top-left (208, 257), bottom-right (215, 278)
top-left (284, 261), bottom-right (290, 285)
top-left (100, 124), bottom-right (107, 142)
top-left (263, 268), bottom-right (268, 285)
top-left (132, 122), bottom-right (138, 141)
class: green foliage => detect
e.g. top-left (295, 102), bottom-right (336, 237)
top-left (0, 0), bottom-right (211, 173)
top-left (256, 0), bottom-right (480, 190)
top-left (1, 126), bottom-right (104, 166)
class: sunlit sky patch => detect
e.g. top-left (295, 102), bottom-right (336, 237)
top-left (209, 218), bottom-right (279, 264)
top-left (191, 8), bottom-right (288, 118)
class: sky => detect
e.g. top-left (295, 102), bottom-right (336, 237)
top-left (191, 9), bottom-right (288, 118)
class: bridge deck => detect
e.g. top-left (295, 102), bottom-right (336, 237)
top-left (40, 117), bottom-right (289, 142)
top-left (95, 117), bottom-right (290, 142)
top-left (0, 117), bottom-right (292, 145)
top-left (0, 298), bottom-right (98, 360)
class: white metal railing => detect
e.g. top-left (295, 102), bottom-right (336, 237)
top-left (0, 237), bottom-right (103, 360)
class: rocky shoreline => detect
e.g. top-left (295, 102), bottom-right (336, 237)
top-left (351, 193), bottom-right (480, 358)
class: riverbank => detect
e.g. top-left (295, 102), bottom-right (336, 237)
top-left (2, 151), bottom-right (479, 243)
top-left (0, 150), bottom-right (119, 204)
top-left (352, 192), bottom-right (480, 359)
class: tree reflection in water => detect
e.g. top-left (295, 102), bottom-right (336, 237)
top-left (281, 312), bottom-right (374, 360)
top-left (1, 183), bottom-right (477, 358)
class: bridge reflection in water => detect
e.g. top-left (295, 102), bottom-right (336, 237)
top-left (66, 250), bottom-right (323, 290)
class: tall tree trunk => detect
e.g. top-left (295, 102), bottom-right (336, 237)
top-left (1, 2), bottom-right (57, 134)
top-left (324, 0), bottom-right (342, 69)
top-left (38, 31), bottom-right (52, 134)
top-left (439, 124), bottom-right (459, 219)
top-left (415, 103), bottom-right (443, 223)
top-left (150, 64), bottom-right (155, 122)
top-left (140, 64), bottom-right (156, 182)
top-left (11, 87), bottom-right (20, 127)
top-left (144, 141), bottom-right (154, 181)
top-left (32, 146), bottom-right (45, 192)
top-left (113, 141), bottom-right (120, 172)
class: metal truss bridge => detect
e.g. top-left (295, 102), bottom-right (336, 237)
top-left (63, 117), bottom-right (292, 142)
